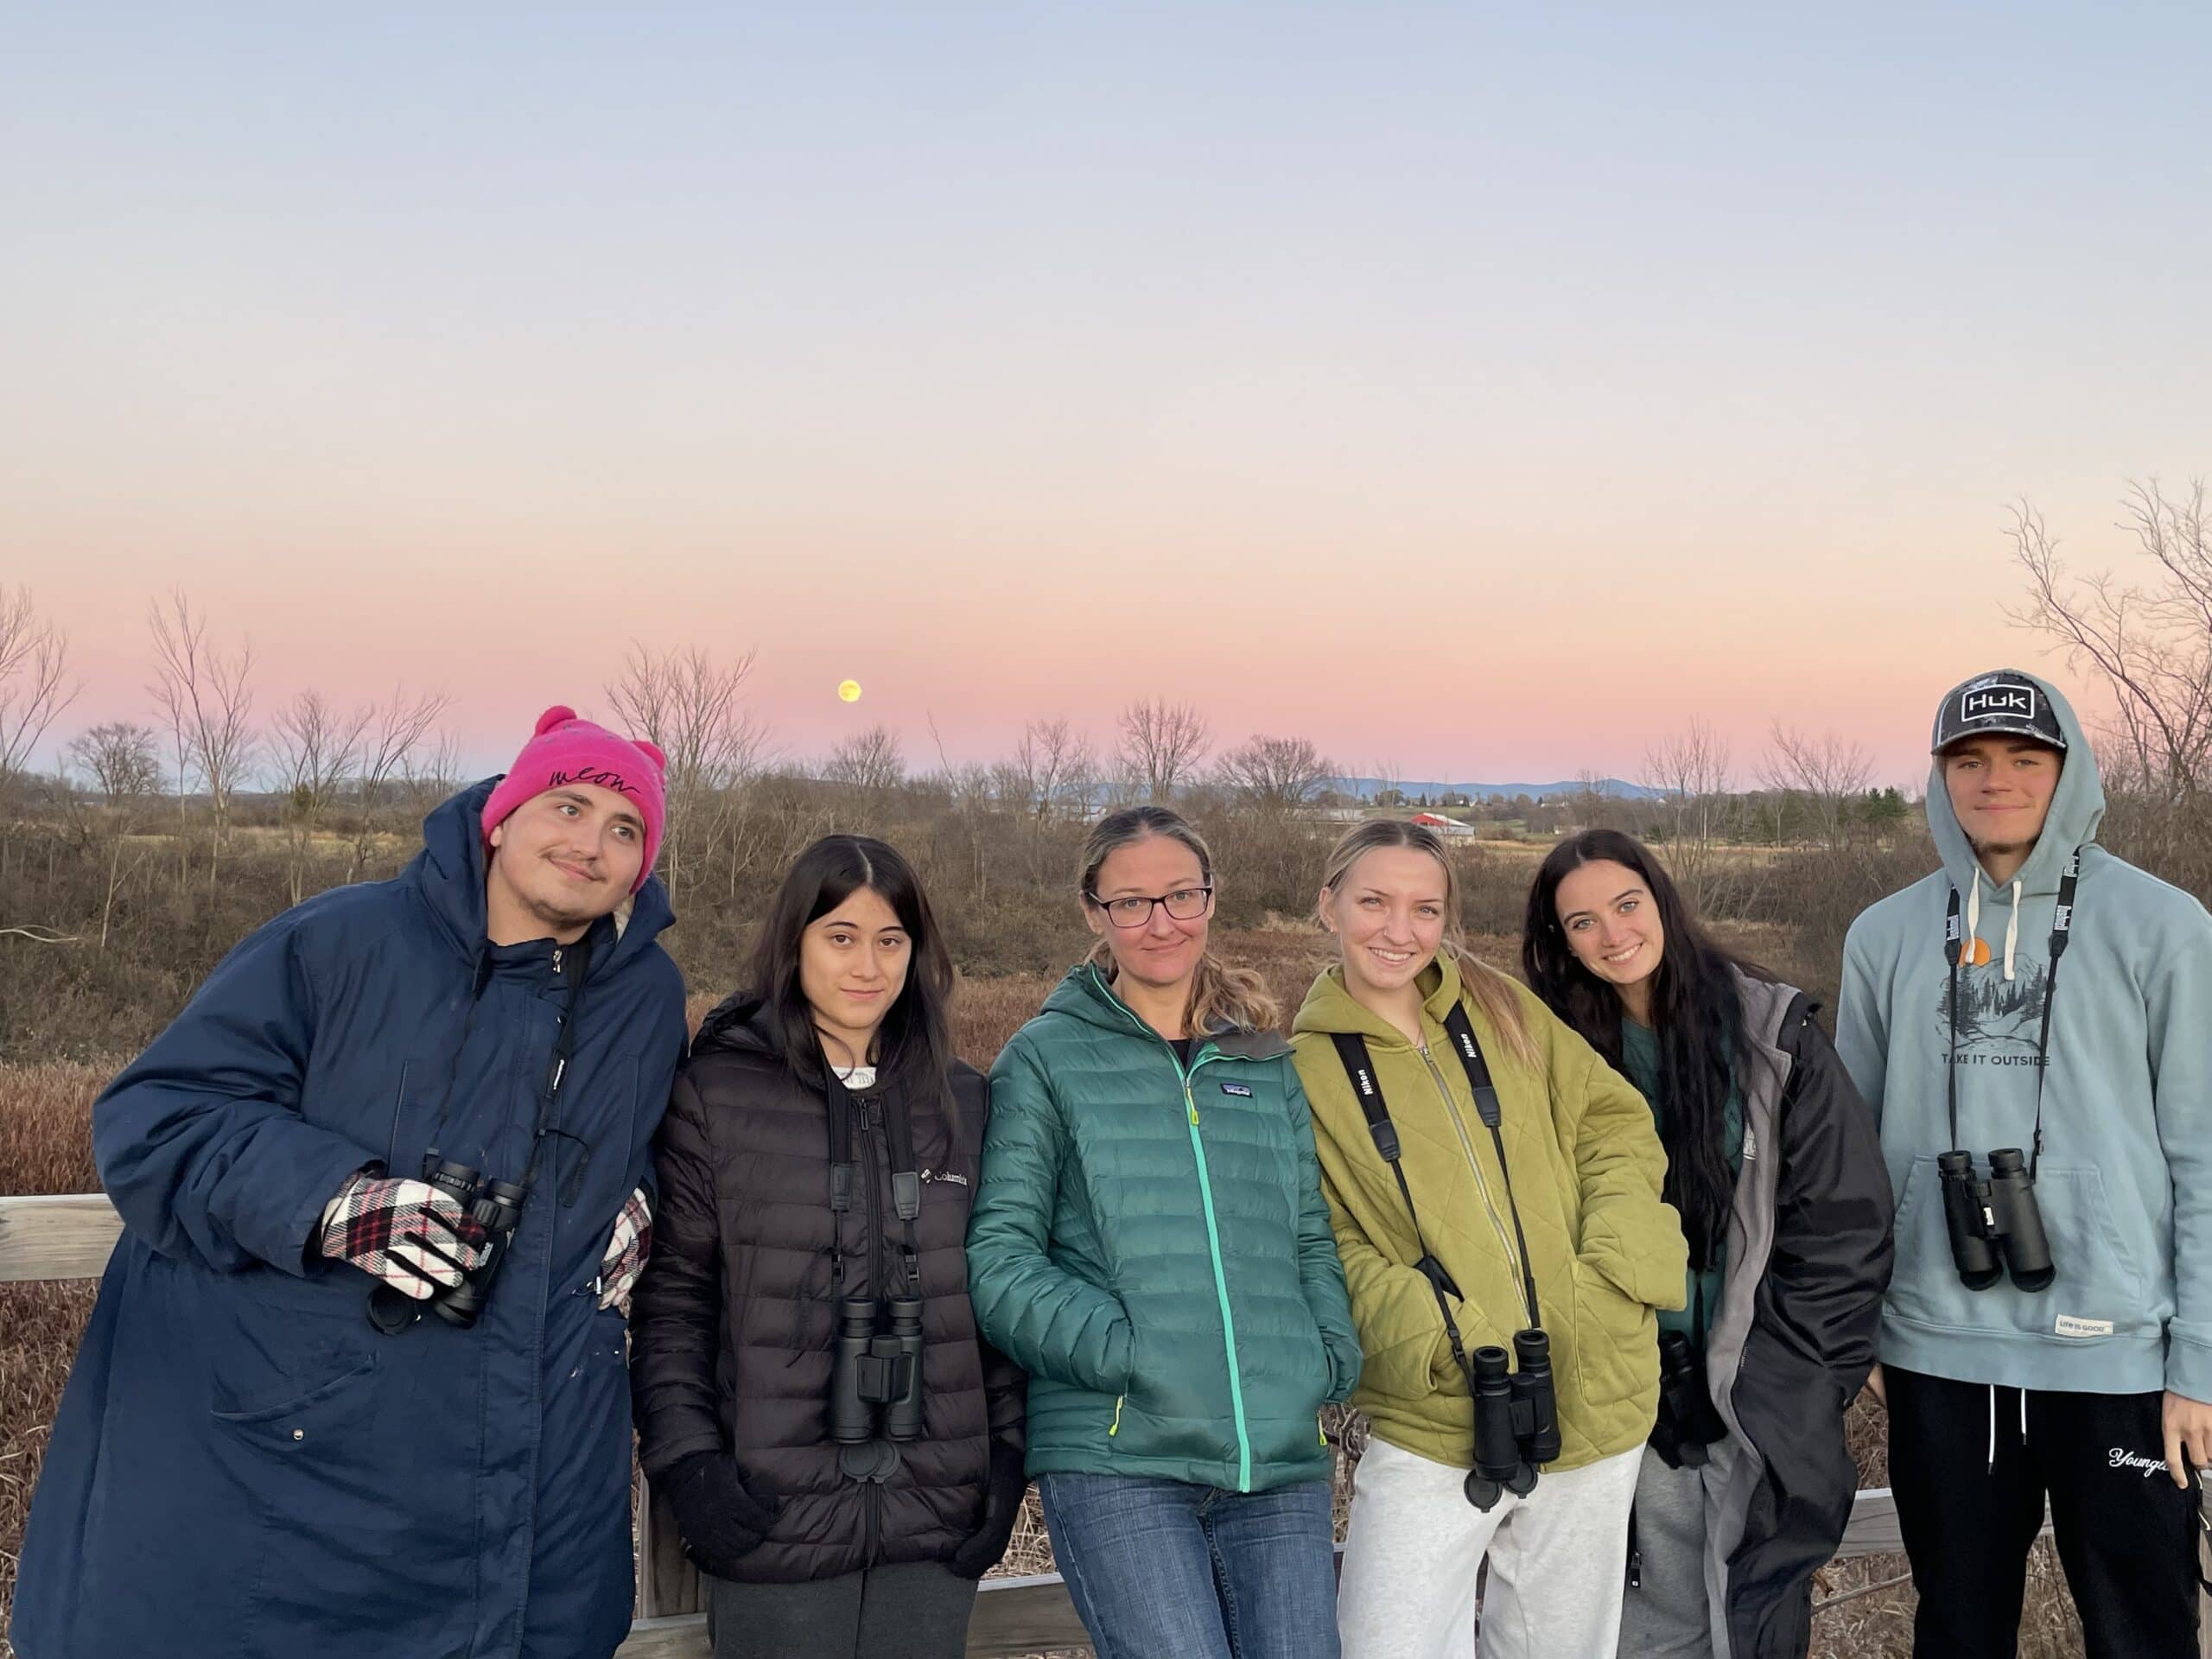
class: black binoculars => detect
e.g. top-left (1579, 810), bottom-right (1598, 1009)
top-left (1937, 1147), bottom-right (2055, 1293)
top-left (1465, 1330), bottom-right (1560, 1511)
top-left (828, 1294), bottom-right (925, 1445)
top-left (1650, 1330), bottom-right (1728, 1468)
top-left (367, 1160), bottom-right (527, 1335)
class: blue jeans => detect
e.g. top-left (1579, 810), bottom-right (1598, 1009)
top-left (1038, 1471), bottom-right (1341, 1659)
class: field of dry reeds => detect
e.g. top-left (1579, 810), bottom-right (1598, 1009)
top-left (0, 924), bottom-right (2093, 1656)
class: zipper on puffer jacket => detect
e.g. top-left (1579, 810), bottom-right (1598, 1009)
top-left (1416, 1045), bottom-right (1524, 1295)
top-left (1086, 967), bottom-right (1255, 1491)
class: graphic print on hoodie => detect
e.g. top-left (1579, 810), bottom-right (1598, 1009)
top-left (1834, 673), bottom-right (2212, 1402)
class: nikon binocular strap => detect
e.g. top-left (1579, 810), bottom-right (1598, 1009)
top-left (1331, 1029), bottom-right (1476, 1392)
top-left (1440, 1003), bottom-right (1542, 1332)
top-left (1330, 1001), bottom-right (1545, 1389)
top-left (1942, 848), bottom-right (2080, 1173)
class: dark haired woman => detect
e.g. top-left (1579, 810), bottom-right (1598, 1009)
top-left (1522, 830), bottom-right (1892, 1659)
top-left (630, 836), bottom-right (1026, 1659)
top-left (966, 804), bottom-right (1362, 1659)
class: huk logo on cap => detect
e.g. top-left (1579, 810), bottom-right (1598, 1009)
top-left (1962, 684), bottom-right (2036, 723)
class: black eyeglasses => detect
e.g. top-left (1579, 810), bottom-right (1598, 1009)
top-left (1086, 886), bottom-right (1214, 929)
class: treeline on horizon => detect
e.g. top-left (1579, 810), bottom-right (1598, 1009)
top-left (3, 477), bottom-right (2209, 1065)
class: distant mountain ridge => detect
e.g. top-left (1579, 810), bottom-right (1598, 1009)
top-left (1328, 776), bottom-right (1658, 801)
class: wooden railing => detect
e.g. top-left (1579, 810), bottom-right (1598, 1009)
top-left (7, 1193), bottom-right (2202, 1657)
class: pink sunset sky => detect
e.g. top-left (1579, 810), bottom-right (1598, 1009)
top-left (8, 7), bottom-right (2209, 789)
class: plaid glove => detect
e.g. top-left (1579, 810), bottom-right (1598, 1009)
top-left (317, 1170), bottom-right (490, 1300)
top-left (596, 1186), bottom-right (652, 1312)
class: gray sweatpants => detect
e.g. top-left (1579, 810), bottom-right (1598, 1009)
top-left (1616, 1439), bottom-right (1740, 1658)
top-left (1337, 1436), bottom-right (1643, 1659)
top-left (705, 1561), bottom-right (977, 1659)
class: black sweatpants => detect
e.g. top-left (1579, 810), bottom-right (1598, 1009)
top-left (1886, 1365), bottom-right (2202, 1659)
top-left (704, 1561), bottom-right (978, 1659)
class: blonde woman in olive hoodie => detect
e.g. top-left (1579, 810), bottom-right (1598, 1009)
top-left (1290, 820), bottom-right (1688, 1659)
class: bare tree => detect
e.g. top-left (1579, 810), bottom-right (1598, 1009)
top-left (1367, 757), bottom-right (1406, 810)
top-left (146, 589), bottom-right (258, 851)
top-left (1117, 698), bottom-right (1211, 803)
top-left (1759, 723), bottom-right (1874, 851)
top-left (62, 721), bottom-right (163, 950)
top-left (606, 642), bottom-right (768, 894)
top-left (825, 723), bottom-right (905, 792)
top-left (1642, 719), bottom-right (1733, 906)
top-left (2007, 483), bottom-right (2212, 798)
top-left (345, 688), bottom-right (452, 880)
top-left (66, 721), bottom-right (163, 811)
top-left (0, 586), bottom-right (79, 793)
top-left (401, 728), bottom-right (469, 818)
top-left (998, 716), bottom-right (1097, 824)
top-left (1217, 734), bottom-right (1336, 812)
top-left (270, 690), bottom-right (375, 902)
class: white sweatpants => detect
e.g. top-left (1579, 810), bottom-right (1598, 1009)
top-left (1336, 1437), bottom-right (1643, 1659)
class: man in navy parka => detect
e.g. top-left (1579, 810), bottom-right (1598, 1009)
top-left (11, 706), bottom-right (690, 1659)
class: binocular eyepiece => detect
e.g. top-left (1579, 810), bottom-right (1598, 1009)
top-left (1650, 1330), bottom-right (1728, 1468)
top-left (1937, 1147), bottom-right (2055, 1294)
top-left (367, 1160), bottom-right (527, 1336)
top-left (1463, 1330), bottom-right (1560, 1511)
top-left (828, 1294), bottom-right (925, 1445)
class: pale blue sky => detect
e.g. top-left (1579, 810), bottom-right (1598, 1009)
top-left (5, 4), bottom-right (2208, 784)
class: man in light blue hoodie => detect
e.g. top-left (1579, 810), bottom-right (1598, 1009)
top-left (1838, 668), bottom-right (2210, 1659)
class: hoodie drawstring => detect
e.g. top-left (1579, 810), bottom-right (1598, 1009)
top-left (1985, 1384), bottom-right (2031, 1475)
top-left (2003, 880), bottom-right (2021, 981)
top-left (1963, 867), bottom-right (2024, 980)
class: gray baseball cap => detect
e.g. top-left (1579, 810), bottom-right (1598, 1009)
top-left (1931, 669), bottom-right (2067, 754)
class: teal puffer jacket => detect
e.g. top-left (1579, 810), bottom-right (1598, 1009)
top-left (967, 964), bottom-right (1360, 1492)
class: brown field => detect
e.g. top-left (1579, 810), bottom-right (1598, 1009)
top-left (0, 930), bottom-right (2088, 1656)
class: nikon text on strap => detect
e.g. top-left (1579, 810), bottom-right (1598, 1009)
top-left (1329, 999), bottom-right (1544, 1379)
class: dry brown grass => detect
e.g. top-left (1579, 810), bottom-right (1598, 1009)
top-left (0, 938), bottom-right (2094, 1656)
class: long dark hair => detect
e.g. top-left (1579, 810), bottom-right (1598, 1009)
top-left (1520, 830), bottom-right (1766, 1271)
top-left (743, 835), bottom-right (957, 1116)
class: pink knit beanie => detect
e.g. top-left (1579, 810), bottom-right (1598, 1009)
top-left (481, 706), bottom-right (669, 892)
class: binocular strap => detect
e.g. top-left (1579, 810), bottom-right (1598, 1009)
top-left (1942, 849), bottom-right (2079, 1173)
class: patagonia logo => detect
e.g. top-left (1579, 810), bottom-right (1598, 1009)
top-left (550, 766), bottom-right (641, 798)
top-left (1962, 685), bottom-right (2036, 722)
top-left (1219, 1082), bottom-right (1254, 1097)
top-left (919, 1167), bottom-right (969, 1188)
top-left (2055, 1314), bottom-right (2113, 1338)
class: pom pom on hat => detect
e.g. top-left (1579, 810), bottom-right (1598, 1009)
top-left (480, 705), bottom-right (669, 892)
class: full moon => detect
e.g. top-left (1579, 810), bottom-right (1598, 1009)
top-left (837, 679), bottom-right (862, 703)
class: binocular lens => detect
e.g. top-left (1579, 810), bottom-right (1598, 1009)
top-left (1938, 1147), bottom-right (2056, 1294)
top-left (829, 1294), bottom-right (926, 1446)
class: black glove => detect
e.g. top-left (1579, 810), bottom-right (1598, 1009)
top-left (948, 1442), bottom-right (1029, 1580)
top-left (665, 1451), bottom-right (777, 1578)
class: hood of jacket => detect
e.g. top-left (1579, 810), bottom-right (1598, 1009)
top-left (410, 775), bottom-right (676, 978)
top-left (1289, 952), bottom-right (1467, 1045)
top-left (1924, 672), bottom-right (2104, 898)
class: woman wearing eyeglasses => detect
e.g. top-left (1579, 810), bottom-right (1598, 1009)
top-left (966, 804), bottom-right (1362, 1659)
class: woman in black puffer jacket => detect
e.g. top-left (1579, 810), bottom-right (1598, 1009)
top-left (631, 836), bottom-right (1026, 1659)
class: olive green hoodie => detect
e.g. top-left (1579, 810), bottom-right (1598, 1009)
top-left (1291, 954), bottom-right (1688, 1471)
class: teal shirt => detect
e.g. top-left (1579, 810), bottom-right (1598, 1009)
top-left (1618, 1018), bottom-right (1743, 1344)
